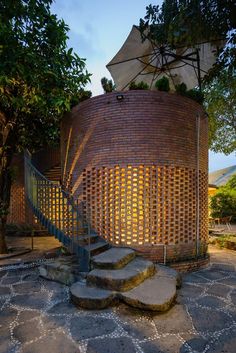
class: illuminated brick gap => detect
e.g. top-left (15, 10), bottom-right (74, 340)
top-left (82, 165), bottom-right (208, 256)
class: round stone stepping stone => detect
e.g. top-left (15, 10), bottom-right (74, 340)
top-left (120, 274), bottom-right (176, 311)
top-left (70, 282), bottom-right (115, 309)
top-left (87, 257), bottom-right (156, 291)
top-left (156, 264), bottom-right (182, 288)
top-left (92, 247), bottom-right (135, 269)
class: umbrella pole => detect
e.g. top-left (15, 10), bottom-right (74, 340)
top-left (196, 49), bottom-right (202, 91)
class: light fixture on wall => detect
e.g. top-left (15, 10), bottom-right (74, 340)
top-left (116, 94), bottom-right (124, 101)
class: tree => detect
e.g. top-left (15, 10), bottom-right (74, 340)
top-left (140, 0), bottom-right (236, 153)
top-left (210, 175), bottom-right (236, 221)
top-left (205, 71), bottom-right (236, 154)
top-left (0, 0), bottom-right (91, 253)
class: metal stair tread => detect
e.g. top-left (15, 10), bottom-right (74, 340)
top-left (84, 241), bottom-right (109, 255)
top-left (77, 234), bottom-right (99, 245)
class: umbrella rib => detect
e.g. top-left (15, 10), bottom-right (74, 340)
top-left (180, 59), bottom-right (209, 74)
top-left (121, 52), bottom-right (160, 90)
top-left (163, 54), bottom-right (177, 88)
top-left (107, 52), bottom-right (157, 67)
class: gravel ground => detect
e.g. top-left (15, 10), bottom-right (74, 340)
top-left (0, 245), bottom-right (235, 353)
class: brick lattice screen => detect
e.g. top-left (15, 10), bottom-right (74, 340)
top-left (83, 165), bottom-right (208, 247)
top-left (8, 183), bottom-right (26, 224)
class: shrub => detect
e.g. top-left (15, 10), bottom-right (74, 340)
top-left (175, 82), bottom-right (187, 94)
top-left (175, 82), bottom-right (204, 103)
top-left (185, 88), bottom-right (204, 104)
top-left (155, 76), bottom-right (170, 92)
top-left (101, 77), bottom-right (115, 93)
top-left (70, 89), bottom-right (92, 106)
top-left (129, 81), bottom-right (149, 90)
top-left (210, 191), bottom-right (236, 222)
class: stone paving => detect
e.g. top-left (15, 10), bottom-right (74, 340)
top-left (0, 246), bottom-right (235, 353)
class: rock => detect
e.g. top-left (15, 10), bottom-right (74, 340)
top-left (120, 274), bottom-right (176, 311)
top-left (22, 331), bottom-right (80, 353)
top-left (70, 282), bottom-right (116, 309)
top-left (92, 247), bottom-right (135, 269)
top-left (70, 316), bottom-right (117, 341)
top-left (86, 337), bottom-right (137, 353)
top-left (152, 304), bottom-right (193, 333)
top-left (39, 257), bottom-right (83, 286)
top-left (0, 286), bottom-right (11, 296)
top-left (156, 264), bottom-right (182, 288)
top-left (87, 257), bottom-right (156, 291)
top-left (13, 321), bottom-right (41, 344)
top-left (187, 305), bottom-right (233, 332)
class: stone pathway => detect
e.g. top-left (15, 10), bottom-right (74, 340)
top-left (0, 246), bottom-right (236, 353)
top-left (0, 237), bottom-right (61, 267)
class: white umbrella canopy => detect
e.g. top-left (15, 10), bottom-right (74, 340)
top-left (107, 25), bottom-right (224, 91)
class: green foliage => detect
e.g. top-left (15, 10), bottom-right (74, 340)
top-left (140, 1), bottom-right (235, 77)
top-left (204, 71), bottom-right (236, 155)
top-left (0, 0), bottom-right (91, 151)
top-left (175, 82), bottom-right (204, 103)
top-left (70, 90), bottom-right (92, 106)
top-left (101, 77), bottom-right (115, 93)
top-left (185, 88), bottom-right (204, 104)
top-left (0, 0), bottom-right (91, 252)
top-left (226, 175), bottom-right (236, 190)
top-left (175, 82), bottom-right (187, 94)
top-left (129, 81), bottom-right (149, 90)
top-left (155, 76), bottom-right (170, 92)
top-left (210, 176), bottom-right (236, 222)
top-left (140, 1), bottom-right (236, 153)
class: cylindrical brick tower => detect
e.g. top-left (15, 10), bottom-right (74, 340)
top-left (61, 90), bottom-right (208, 263)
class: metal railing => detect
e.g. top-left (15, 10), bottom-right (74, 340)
top-left (24, 152), bottom-right (90, 271)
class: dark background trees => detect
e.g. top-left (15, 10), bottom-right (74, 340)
top-left (140, 0), bottom-right (236, 154)
top-left (0, 0), bottom-right (91, 252)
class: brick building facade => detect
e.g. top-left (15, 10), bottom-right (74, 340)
top-left (61, 90), bottom-right (208, 262)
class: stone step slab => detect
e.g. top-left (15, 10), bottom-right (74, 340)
top-left (87, 257), bottom-right (156, 291)
top-left (70, 282), bottom-right (115, 309)
top-left (156, 264), bottom-right (182, 288)
top-left (92, 247), bottom-right (136, 269)
top-left (120, 274), bottom-right (177, 311)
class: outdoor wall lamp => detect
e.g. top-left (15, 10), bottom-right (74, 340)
top-left (116, 94), bottom-right (124, 101)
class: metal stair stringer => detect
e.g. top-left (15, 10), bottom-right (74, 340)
top-left (24, 153), bottom-right (108, 272)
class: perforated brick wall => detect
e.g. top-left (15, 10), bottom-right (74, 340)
top-left (8, 155), bottom-right (26, 224)
top-left (61, 90), bottom-right (208, 262)
top-left (8, 148), bottom-right (60, 225)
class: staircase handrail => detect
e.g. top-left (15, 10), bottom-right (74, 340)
top-left (24, 153), bottom-right (84, 219)
top-left (24, 152), bottom-right (90, 271)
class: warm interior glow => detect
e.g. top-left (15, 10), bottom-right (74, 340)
top-left (82, 165), bottom-right (208, 247)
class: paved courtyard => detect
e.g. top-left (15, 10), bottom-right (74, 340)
top-left (0, 246), bottom-right (236, 353)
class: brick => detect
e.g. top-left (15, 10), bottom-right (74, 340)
top-left (60, 91), bottom-right (208, 263)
